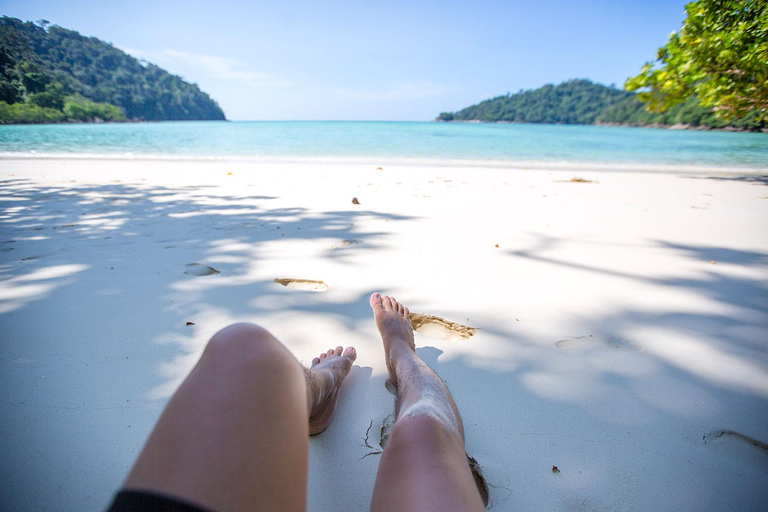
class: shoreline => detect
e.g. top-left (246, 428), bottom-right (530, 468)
top-left (595, 121), bottom-right (768, 133)
top-left (2, 154), bottom-right (766, 175)
top-left (436, 119), bottom-right (768, 133)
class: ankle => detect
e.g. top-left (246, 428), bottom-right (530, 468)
top-left (387, 338), bottom-right (415, 359)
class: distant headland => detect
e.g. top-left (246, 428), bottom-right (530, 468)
top-left (437, 79), bottom-right (766, 132)
top-left (0, 17), bottom-right (226, 124)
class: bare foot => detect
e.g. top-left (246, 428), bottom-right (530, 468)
top-left (307, 346), bottom-right (356, 435)
top-left (370, 293), bottom-right (415, 387)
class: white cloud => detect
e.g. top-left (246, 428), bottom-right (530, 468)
top-left (116, 46), bottom-right (293, 88)
top-left (161, 50), bottom-right (295, 88)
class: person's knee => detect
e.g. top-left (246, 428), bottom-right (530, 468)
top-left (390, 403), bottom-right (463, 450)
top-left (203, 322), bottom-right (298, 373)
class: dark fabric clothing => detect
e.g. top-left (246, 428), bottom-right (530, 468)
top-left (107, 490), bottom-right (213, 512)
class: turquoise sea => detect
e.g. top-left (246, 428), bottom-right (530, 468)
top-left (0, 121), bottom-right (766, 169)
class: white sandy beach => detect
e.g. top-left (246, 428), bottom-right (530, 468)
top-left (1, 157), bottom-right (767, 511)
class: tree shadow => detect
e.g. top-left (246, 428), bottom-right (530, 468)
top-left (0, 177), bottom-right (414, 313)
top-left (3, 179), bottom-right (767, 511)
top-left (0, 176), bottom-right (415, 511)
top-left (509, 233), bottom-right (768, 318)
top-left (686, 174), bottom-right (768, 186)
top-left (411, 228), bottom-right (768, 507)
top-left (415, 324), bottom-right (768, 510)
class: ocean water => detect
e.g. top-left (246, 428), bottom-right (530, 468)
top-left (0, 121), bottom-right (766, 169)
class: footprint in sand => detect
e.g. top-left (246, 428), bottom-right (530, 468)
top-left (379, 414), bottom-right (396, 448)
top-left (554, 177), bottom-right (598, 183)
top-left (362, 414), bottom-right (395, 456)
top-left (555, 334), bottom-right (637, 350)
top-left (703, 430), bottom-right (768, 471)
top-left (331, 239), bottom-right (362, 249)
top-left (409, 313), bottom-right (477, 341)
top-left (273, 278), bottom-right (329, 292)
top-left (184, 263), bottom-right (221, 276)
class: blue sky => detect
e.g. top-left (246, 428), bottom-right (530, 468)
top-left (1, 0), bottom-right (690, 121)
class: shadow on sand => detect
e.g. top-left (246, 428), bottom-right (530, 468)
top-left (1, 178), bottom-right (767, 511)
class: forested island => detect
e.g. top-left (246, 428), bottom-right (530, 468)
top-left (0, 17), bottom-right (225, 124)
top-left (438, 79), bottom-right (766, 131)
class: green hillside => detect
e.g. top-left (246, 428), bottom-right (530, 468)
top-left (0, 17), bottom-right (225, 123)
top-left (438, 79), bottom-right (765, 131)
top-left (438, 79), bottom-right (632, 124)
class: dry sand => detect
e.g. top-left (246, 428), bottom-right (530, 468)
top-left (1, 157), bottom-right (767, 511)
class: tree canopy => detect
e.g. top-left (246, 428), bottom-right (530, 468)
top-left (0, 17), bottom-right (225, 122)
top-left (596, 94), bottom-right (765, 130)
top-left (626, 0), bottom-right (768, 122)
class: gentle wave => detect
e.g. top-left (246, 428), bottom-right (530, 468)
top-left (0, 121), bottom-right (766, 170)
top-left (2, 150), bottom-right (765, 174)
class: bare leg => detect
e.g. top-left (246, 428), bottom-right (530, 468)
top-left (120, 323), bottom-right (356, 512)
top-left (369, 293), bottom-right (485, 512)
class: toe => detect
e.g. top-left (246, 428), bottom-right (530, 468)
top-left (403, 305), bottom-right (410, 319)
top-left (334, 346), bottom-right (343, 356)
top-left (327, 349), bottom-right (335, 357)
top-left (312, 357), bottom-right (320, 366)
top-left (319, 353), bottom-right (327, 360)
top-left (384, 295), bottom-right (395, 310)
top-left (343, 346), bottom-right (357, 361)
top-left (370, 293), bottom-right (384, 310)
